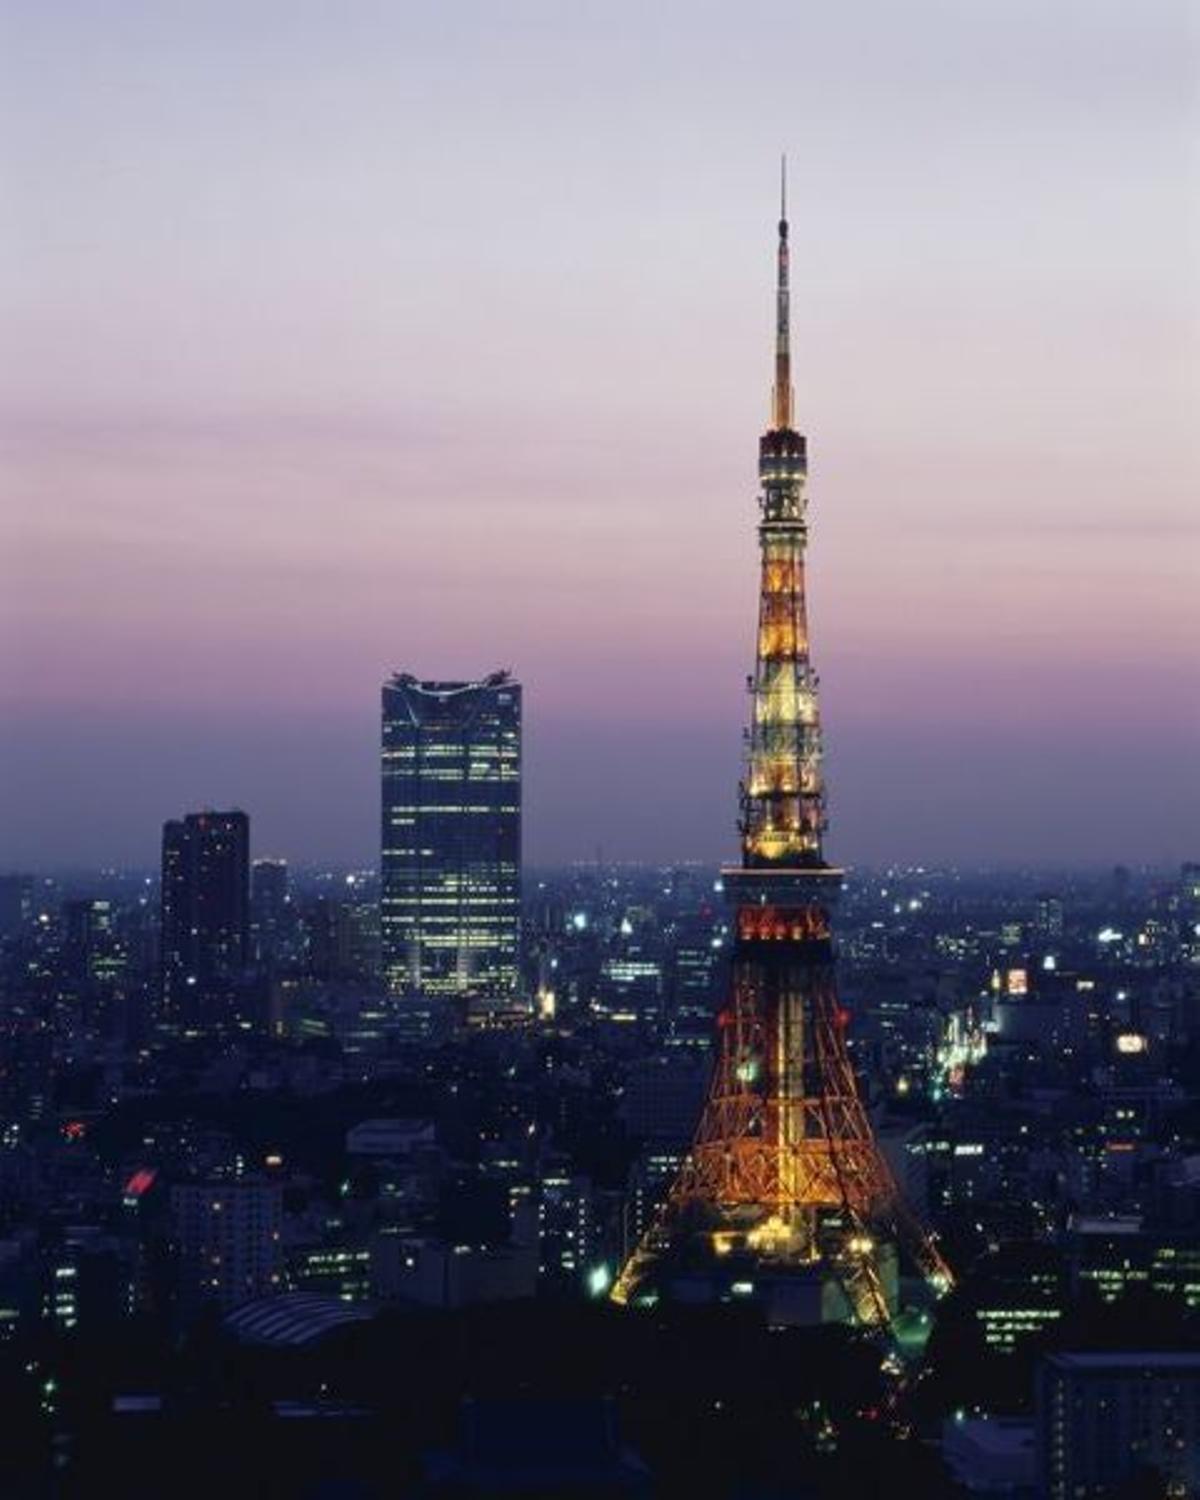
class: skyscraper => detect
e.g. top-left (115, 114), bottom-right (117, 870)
top-left (63, 899), bottom-right (125, 991)
top-left (381, 672), bottom-right (521, 1006)
top-left (63, 898), bottom-right (128, 1038)
top-left (160, 810), bottom-right (250, 1033)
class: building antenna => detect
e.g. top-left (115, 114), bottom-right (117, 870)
top-left (773, 154), bottom-right (793, 431)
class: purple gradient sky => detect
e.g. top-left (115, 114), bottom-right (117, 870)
top-left (2, 1), bottom-right (1197, 869)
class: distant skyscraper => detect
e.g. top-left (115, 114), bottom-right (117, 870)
top-left (160, 810), bottom-right (250, 1032)
top-left (63, 899), bottom-right (124, 987)
top-left (0, 874), bottom-right (34, 940)
top-left (1181, 862), bottom-right (1200, 915)
top-left (250, 858), bottom-right (290, 965)
top-left (381, 672), bottom-right (521, 1004)
top-left (304, 896), bottom-right (378, 982)
top-left (1033, 892), bottom-right (1065, 942)
top-left (63, 898), bottom-right (127, 1037)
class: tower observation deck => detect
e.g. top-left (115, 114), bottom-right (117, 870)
top-left (611, 167), bottom-right (952, 1328)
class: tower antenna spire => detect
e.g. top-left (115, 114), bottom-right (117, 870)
top-left (773, 156), bottom-right (793, 431)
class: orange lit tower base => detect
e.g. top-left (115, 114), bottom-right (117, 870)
top-left (612, 865), bottom-right (951, 1325)
top-left (611, 170), bottom-right (951, 1326)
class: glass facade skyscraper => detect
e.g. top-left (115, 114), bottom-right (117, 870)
top-left (381, 671), bottom-right (521, 1004)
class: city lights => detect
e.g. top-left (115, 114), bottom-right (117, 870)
top-left (1, 15), bottom-right (1194, 1486)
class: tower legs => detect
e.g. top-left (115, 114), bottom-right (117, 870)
top-left (612, 915), bottom-right (952, 1323)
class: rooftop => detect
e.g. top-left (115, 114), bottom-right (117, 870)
top-left (1047, 1351), bottom-right (1200, 1372)
top-left (224, 1292), bottom-right (373, 1347)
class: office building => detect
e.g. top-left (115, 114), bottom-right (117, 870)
top-left (63, 899), bottom-right (126, 990)
top-left (381, 672), bottom-right (521, 1004)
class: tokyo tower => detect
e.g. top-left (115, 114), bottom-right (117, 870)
top-left (612, 166), bottom-right (953, 1326)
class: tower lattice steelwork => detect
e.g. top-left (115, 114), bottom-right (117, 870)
top-left (612, 170), bottom-right (952, 1326)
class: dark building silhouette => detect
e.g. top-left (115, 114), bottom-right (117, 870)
top-left (250, 858), bottom-right (290, 965)
top-left (1036, 1351), bottom-right (1200, 1498)
top-left (303, 896), bottom-right (377, 982)
top-left (63, 898), bottom-right (128, 1039)
top-left (0, 874), bottom-right (34, 940)
top-left (425, 1399), bottom-right (651, 1497)
top-left (381, 672), bottom-right (521, 1006)
top-left (160, 810), bottom-right (250, 1033)
top-left (63, 899), bottom-right (124, 988)
top-left (169, 1176), bottom-right (283, 1317)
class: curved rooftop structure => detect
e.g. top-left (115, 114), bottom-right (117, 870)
top-left (224, 1292), bottom-right (373, 1347)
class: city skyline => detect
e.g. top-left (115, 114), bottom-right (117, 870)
top-left (3, 9), bottom-right (1199, 1494)
top-left (2, 1), bottom-right (1197, 870)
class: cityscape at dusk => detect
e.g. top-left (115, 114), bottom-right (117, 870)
top-left (1, 3), bottom-right (1198, 1498)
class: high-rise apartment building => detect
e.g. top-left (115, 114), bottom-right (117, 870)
top-left (1037, 1351), bottom-right (1200, 1498)
top-left (160, 810), bottom-right (250, 1032)
top-left (381, 672), bottom-right (521, 1004)
top-left (169, 1177), bottom-right (283, 1317)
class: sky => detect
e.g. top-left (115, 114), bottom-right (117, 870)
top-left (1, 0), bottom-right (1197, 870)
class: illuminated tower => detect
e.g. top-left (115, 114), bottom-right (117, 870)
top-left (613, 168), bottom-right (951, 1325)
